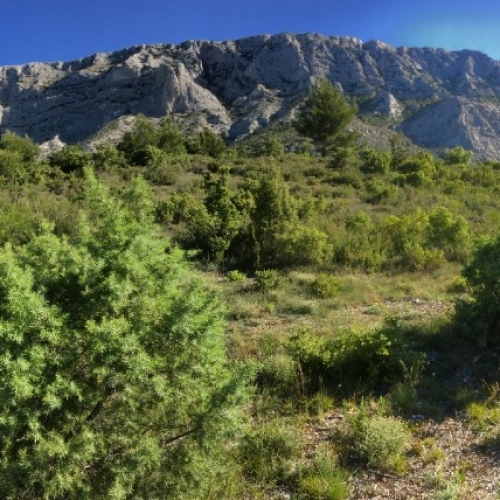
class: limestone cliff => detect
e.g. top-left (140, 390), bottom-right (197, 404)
top-left (2, 33), bottom-right (500, 158)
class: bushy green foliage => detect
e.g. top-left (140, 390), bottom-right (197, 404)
top-left (245, 165), bottom-right (297, 268)
top-left (442, 146), bottom-right (473, 167)
top-left (426, 206), bottom-right (472, 262)
top-left (157, 118), bottom-right (187, 155)
top-left (395, 151), bottom-right (437, 187)
top-left (455, 231), bottom-right (500, 345)
top-left (238, 418), bottom-right (303, 483)
top-left (359, 148), bottom-right (391, 175)
top-left (380, 206), bottom-right (471, 271)
top-left (0, 169), bottom-right (244, 499)
top-left (347, 405), bottom-right (410, 472)
top-left (328, 145), bottom-right (359, 169)
top-left (334, 212), bottom-right (384, 272)
top-left (0, 131), bottom-right (44, 185)
top-left (255, 269), bottom-right (282, 293)
top-left (363, 178), bottom-right (398, 204)
top-left (201, 164), bottom-right (253, 264)
top-left (0, 130), bottom-right (40, 163)
top-left (256, 353), bottom-right (301, 399)
top-left (227, 269), bottom-right (246, 282)
top-left (279, 223), bottom-right (333, 267)
top-left (92, 143), bottom-right (127, 171)
top-left (238, 165), bottom-right (331, 270)
top-left (158, 164), bottom-right (253, 265)
top-left (0, 149), bottom-right (27, 183)
top-left (185, 128), bottom-right (227, 158)
top-left (295, 446), bottom-right (351, 500)
top-left (287, 318), bottom-right (422, 394)
top-left (118, 115), bottom-right (186, 165)
top-left (257, 135), bottom-right (285, 158)
top-left (311, 273), bottom-right (342, 299)
top-left (295, 79), bottom-right (357, 156)
top-left (141, 145), bottom-right (183, 185)
top-left (49, 144), bottom-right (93, 175)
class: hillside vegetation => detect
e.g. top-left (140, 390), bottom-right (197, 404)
top-left (1, 84), bottom-right (500, 498)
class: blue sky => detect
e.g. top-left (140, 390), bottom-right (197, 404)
top-left (3, 1), bottom-right (500, 66)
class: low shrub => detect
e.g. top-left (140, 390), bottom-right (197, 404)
top-left (238, 419), bottom-right (303, 483)
top-left (255, 269), bottom-right (282, 293)
top-left (227, 269), bottom-right (247, 282)
top-left (295, 446), bottom-right (351, 500)
top-left (286, 318), bottom-right (422, 394)
top-left (347, 405), bottom-right (411, 472)
top-left (311, 273), bottom-right (342, 299)
top-left (256, 353), bottom-right (303, 399)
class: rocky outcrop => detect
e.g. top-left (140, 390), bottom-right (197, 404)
top-left (2, 33), bottom-right (500, 157)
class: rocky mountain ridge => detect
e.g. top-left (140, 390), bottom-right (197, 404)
top-left (3, 32), bottom-right (500, 158)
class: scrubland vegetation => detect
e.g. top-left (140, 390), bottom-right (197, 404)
top-left (1, 81), bottom-right (500, 498)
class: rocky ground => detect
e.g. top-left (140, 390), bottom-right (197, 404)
top-left (305, 410), bottom-right (500, 499)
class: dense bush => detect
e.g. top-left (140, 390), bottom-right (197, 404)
top-left (455, 231), bottom-right (500, 346)
top-left (0, 170), bottom-right (244, 499)
top-left (49, 144), bottom-right (93, 175)
top-left (238, 419), bottom-right (303, 483)
top-left (286, 319), bottom-right (422, 394)
top-left (118, 115), bottom-right (186, 165)
top-left (359, 148), bottom-right (391, 175)
top-left (347, 405), bottom-right (411, 472)
top-left (295, 446), bottom-right (351, 500)
top-left (185, 128), bottom-right (227, 158)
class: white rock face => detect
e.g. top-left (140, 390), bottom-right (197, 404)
top-left (369, 92), bottom-right (403, 118)
top-left (401, 97), bottom-right (500, 157)
top-left (2, 33), bottom-right (500, 157)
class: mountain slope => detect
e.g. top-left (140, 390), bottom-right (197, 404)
top-left (2, 33), bottom-right (500, 157)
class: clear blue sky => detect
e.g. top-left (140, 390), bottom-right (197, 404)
top-left (3, 0), bottom-right (500, 66)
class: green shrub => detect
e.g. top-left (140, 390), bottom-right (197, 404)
top-left (333, 211), bottom-right (385, 272)
top-left (238, 419), bottom-right (303, 483)
top-left (142, 146), bottom-right (183, 185)
top-left (256, 353), bottom-right (302, 399)
top-left (395, 151), bottom-right (437, 187)
top-left (227, 269), bottom-right (247, 282)
top-left (359, 148), bottom-right (391, 175)
top-left (305, 392), bottom-right (335, 418)
top-left (399, 242), bottom-right (446, 272)
top-left (426, 206), bottom-right (472, 263)
top-left (431, 476), bottom-right (463, 500)
top-left (311, 273), bottom-right (342, 299)
top-left (363, 178), bottom-right (397, 204)
top-left (118, 115), bottom-right (186, 165)
top-left (327, 166), bottom-right (363, 188)
top-left (0, 170), bottom-right (245, 499)
top-left (255, 269), bottom-right (282, 293)
top-left (287, 319), bottom-right (422, 394)
top-left (348, 406), bottom-right (411, 472)
top-left (454, 232), bottom-right (500, 345)
top-left (442, 146), bottom-right (472, 167)
top-left (295, 446), bottom-right (350, 500)
top-left (49, 144), bottom-right (92, 175)
top-left (446, 276), bottom-right (469, 294)
top-left (279, 224), bottom-right (333, 267)
top-left (185, 128), bottom-right (227, 158)
top-left (294, 79), bottom-right (357, 157)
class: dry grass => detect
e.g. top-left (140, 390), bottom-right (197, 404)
top-left (222, 265), bottom-right (460, 363)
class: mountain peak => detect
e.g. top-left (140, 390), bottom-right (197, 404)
top-left (2, 32), bottom-right (500, 158)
